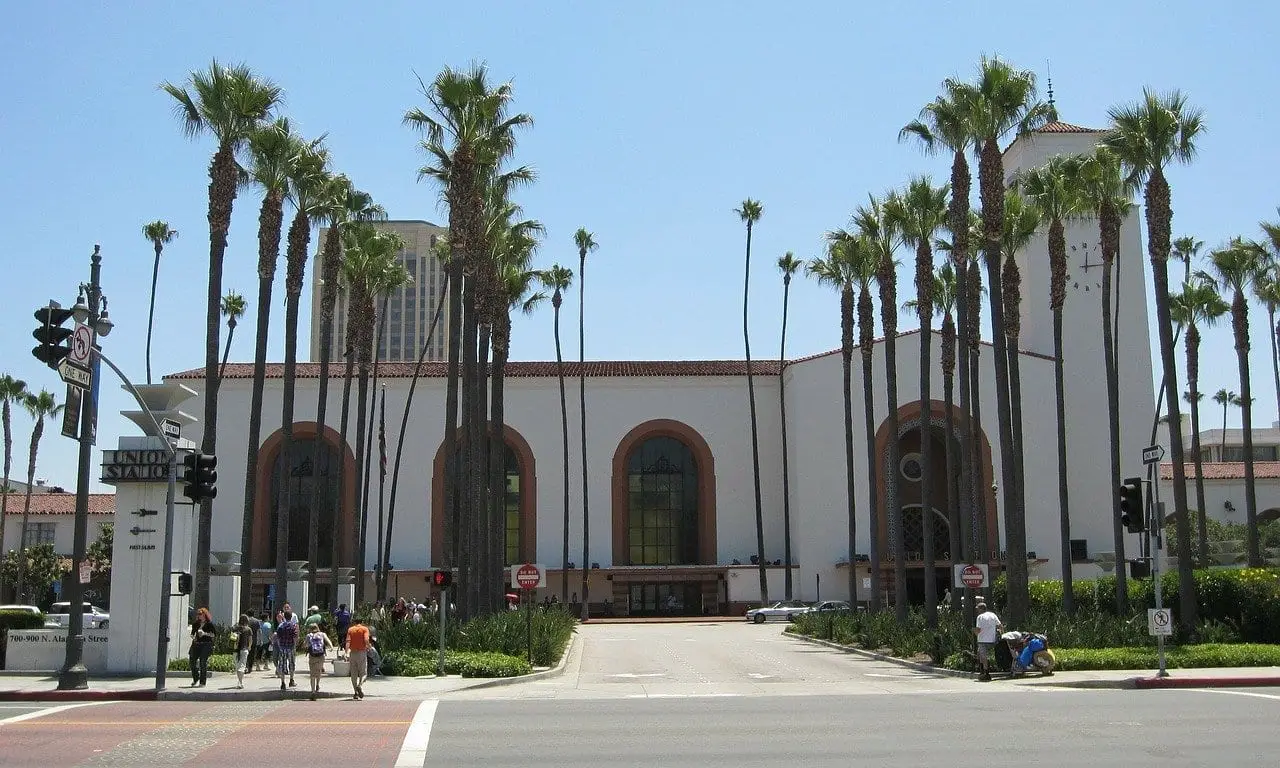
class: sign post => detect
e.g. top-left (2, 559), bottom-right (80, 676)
top-left (1144, 443), bottom-right (1170, 678)
top-left (513, 564), bottom-right (543, 665)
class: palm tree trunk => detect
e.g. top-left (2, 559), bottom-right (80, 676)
top-left (966, 260), bottom-right (988, 569)
top-left (941, 316), bottom-right (963, 580)
top-left (490, 323), bottom-right (509, 614)
top-left (859, 287), bottom-right (879, 612)
top-left (555, 301), bottom-right (570, 605)
top-left (578, 253), bottom-right (590, 620)
top-left (1053, 307), bottom-right (1074, 613)
top-left (332, 341), bottom-right (356, 605)
top-left (1233, 293), bottom-right (1261, 567)
top-left (237, 266), bottom-right (278, 612)
top-left (353, 347), bottom-right (371, 605)
top-left (146, 242), bottom-right (162, 385)
top-left (196, 141), bottom-right (238, 610)
top-left (460, 282), bottom-right (480, 620)
top-left (15, 421), bottom-right (44, 601)
top-left (1146, 169), bottom-right (1197, 630)
top-left (879, 269), bottom-right (904, 621)
top-left (275, 209), bottom-right (312, 611)
top-left (840, 288), bottom-right (858, 606)
top-left (1100, 254), bottom-right (1129, 613)
top-left (386, 277), bottom-right (449, 597)
top-left (948, 148), bottom-right (976, 627)
top-left (917, 243), bottom-right (936, 627)
top-left (374, 389), bottom-right (387, 600)
top-left (1272, 307), bottom-right (1280, 447)
top-left (219, 322), bottom-right (236, 382)
top-left (442, 265), bottom-right (464, 570)
top-left (360, 306), bottom-right (387, 599)
top-left (1187, 326), bottom-right (1209, 563)
top-left (779, 278), bottom-right (795, 600)
top-left (308, 227), bottom-right (342, 601)
top-left (742, 221), bottom-right (769, 606)
top-left (1, 400), bottom-right (14, 595)
top-left (476, 322), bottom-right (493, 615)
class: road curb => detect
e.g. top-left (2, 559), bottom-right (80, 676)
top-left (0, 688), bottom-right (157, 702)
top-left (453, 630), bottom-right (580, 691)
top-left (156, 686), bottom-right (349, 702)
top-left (1134, 675), bottom-right (1280, 690)
top-left (786, 631), bottom-right (975, 680)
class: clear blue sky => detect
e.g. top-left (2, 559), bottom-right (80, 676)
top-left (1, 1), bottom-right (1277, 490)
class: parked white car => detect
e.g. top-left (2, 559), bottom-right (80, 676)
top-left (46, 602), bottom-right (110, 629)
top-left (809, 600), bottom-right (853, 614)
top-left (745, 600), bottom-right (810, 624)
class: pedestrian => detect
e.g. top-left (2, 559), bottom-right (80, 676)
top-left (305, 622), bottom-right (335, 700)
top-left (275, 603), bottom-right (300, 691)
top-left (256, 612), bottom-right (273, 671)
top-left (390, 597), bottom-right (409, 623)
top-left (188, 607), bottom-right (217, 687)
top-left (233, 614), bottom-right (254, 689)
top-left (334, 603), bottom-right (352, 661)
top-left (345, 615), bottom-right (371, 700)
top-left (973, 602), bottom-right (1004, 682)
top-left (305, 605), bottom-right (324, 630)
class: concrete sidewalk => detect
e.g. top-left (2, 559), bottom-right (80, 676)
top-left (0, 635), bottom-right (578, 702)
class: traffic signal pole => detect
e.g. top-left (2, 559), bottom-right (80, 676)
top-left (437, 587), bottom-right (447, 677)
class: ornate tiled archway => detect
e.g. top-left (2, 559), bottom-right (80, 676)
top-left (611, 419), bottom-right (717, 565)
top-left (430, 425), bottom-right (537, 566)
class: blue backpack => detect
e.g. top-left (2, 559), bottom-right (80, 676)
top-left (308, 632), bottom-right (326, 657)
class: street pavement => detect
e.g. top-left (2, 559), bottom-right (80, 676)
top-left (2, 622), bottom-right (1279, 766)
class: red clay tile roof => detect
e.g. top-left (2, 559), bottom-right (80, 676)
top-left (1159, 462), bottom-right (1280, 481)
top-left (8, 492), bottom-right (116, 515)
top-left (787, 328), bottom-right (1054, 366)
top-left (1036, 120), bottom-right (1103, 134)
top-left (169, 359), bottom-right (786, 381)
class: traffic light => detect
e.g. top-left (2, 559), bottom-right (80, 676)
top-left (176, 572), bottom-right (193, 595)
top-left (32, 303), bottom-right (75, 368)
top-left (432, 569), bottom-right (453, 589)
top-left (1119, 477), bottom-right (1145, 534)
top-left (181, 452), bottom-right (218, 502)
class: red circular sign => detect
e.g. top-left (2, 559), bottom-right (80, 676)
top-left (515, 564), bottom-right (540, 589)
top-left (961, 565), bottom-right (985, 588)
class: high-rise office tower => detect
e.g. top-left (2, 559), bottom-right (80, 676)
top-left (309, 219), bottom-right (450, 363)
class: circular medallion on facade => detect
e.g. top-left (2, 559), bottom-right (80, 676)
top-left (900, 452), bottom-right (923, 482)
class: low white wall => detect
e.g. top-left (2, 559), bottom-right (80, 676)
top-left (5, 628), bottom-right (109, 671)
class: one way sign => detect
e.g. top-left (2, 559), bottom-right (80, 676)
top-left (1142, 445), bottom-right (1166, 465)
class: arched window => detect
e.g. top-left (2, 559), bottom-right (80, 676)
top-left (626, 436), bottom-right (698, 565)
top-left (902, 505), bottom-right (952, 562)
top-left (443, 442), bottom-right (524, 566)
top-left (268, 437), bottom-right (340, 567)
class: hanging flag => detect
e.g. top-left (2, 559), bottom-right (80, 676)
top-left (378, 388), bottom-right (388, 478)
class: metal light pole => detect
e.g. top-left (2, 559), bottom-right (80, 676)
top-left (58, 245), bottom-right (110, 690)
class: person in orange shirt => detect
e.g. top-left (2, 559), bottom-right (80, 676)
top-left (345, 616), bottom-right (372, 700)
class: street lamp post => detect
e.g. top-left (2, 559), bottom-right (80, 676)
top-left (58, 245), bottom-right (112, 690)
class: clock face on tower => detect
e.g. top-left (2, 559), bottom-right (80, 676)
top-left (1068, 239), bottom-right (1103, 293)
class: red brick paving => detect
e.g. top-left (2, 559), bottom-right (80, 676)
top-left (0, 702), bottom-right (213, 766)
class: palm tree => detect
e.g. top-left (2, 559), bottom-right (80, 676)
top-left (735, 200), bottom-right (769, 606)
top-left (218, 292), bottom-right (246, 381)
top-left (1213, 388), bottom-right (1239, 457)
top-left (162, 60), bottom-right (282, 609)
top-left (574, 227), bottom-right (599, 620)
top-left (1171, 279), bottom-right (1229, 562)
top-left (1103, 89), bottom-right (1206, 630)
top-left (776, 251), bottom-right (802, 599)
top-left (234, 118), bottom-right (303, 612)
top-left (1257, 217), bottom-right (1280, 435)
top-left (930, 263), bottom-right (964, 586)
top-left (1173, 236), bottom-right (1204, 287)
top-left (899, 82), bottom-right (978, 605)
top-left (15, 390), bottom-right (62, 601)
top-left (1208, 239), bottom-right (1266, 566)
top-left (406, 64), bottom-right (531, 617)
top-left (540, 264), bottom-right (574, 604)
top-left (1078, 147), bottom-right (1133, 613)
top-left (0, 374), bottom-right (28, 593)
top-left (313, 177), bottom-right (385, 599)
top-left (1018, 155), bottom-right (1086, 614)
top-left (272, 141), bottom-right (332, 611)
top-left (809, 236), bottom-right (862, 606)
top-left (141, 221), bottom-right (178, 385)
top-left (849, 234), bottom-right (883, 611)
top-left (886, 177), bottom-right (949, 627)
top-left (854, 194), bottom-right (905, 618)
top-left (968, 56), bottom-right (1054, 627)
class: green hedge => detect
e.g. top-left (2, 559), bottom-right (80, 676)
top-left (381, 648), bottom-right (532, 678)
top-left (374, 607), bottom-right (575, 668)
top-left (167, 653), bottom-right (237, 672)
top-left (1053, 643), bottom-right (1280, 670)
top-left (991, 567), bottom-right (1280, 643)
top-left (0, 610), bottom-right (45, 632)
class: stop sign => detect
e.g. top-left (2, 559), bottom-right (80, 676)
top-left (961, 564), bottom-right (985, 589)
top-left (515, 563), bottom-right (541, 590)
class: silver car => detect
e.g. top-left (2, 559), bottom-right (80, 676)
top-left (745, 600), bottom-right (810, 624)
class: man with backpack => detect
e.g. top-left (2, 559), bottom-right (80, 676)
top-left (274, 603), bottom-right (300, 690)
top-left (305, 622), bottom-right (335, 700)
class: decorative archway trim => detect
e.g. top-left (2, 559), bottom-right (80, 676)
top-left (611, 418), bottom-right (717, 565)
top-left (430, 425), bottom-right (537, 566)
top-left (253, 422), bottom-right (358, 569)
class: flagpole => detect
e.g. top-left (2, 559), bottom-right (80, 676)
top-left (375, 385), bottom-right (387, 600)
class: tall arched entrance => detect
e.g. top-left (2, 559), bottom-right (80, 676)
top-left (874, 401), bottom-right (998, 606)
top-left (430, 425), bottom-right (537, 567)
top-left (252, 422), bottom-right (358, 610)
top-left (610, 419), bottom-right (719, 616)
